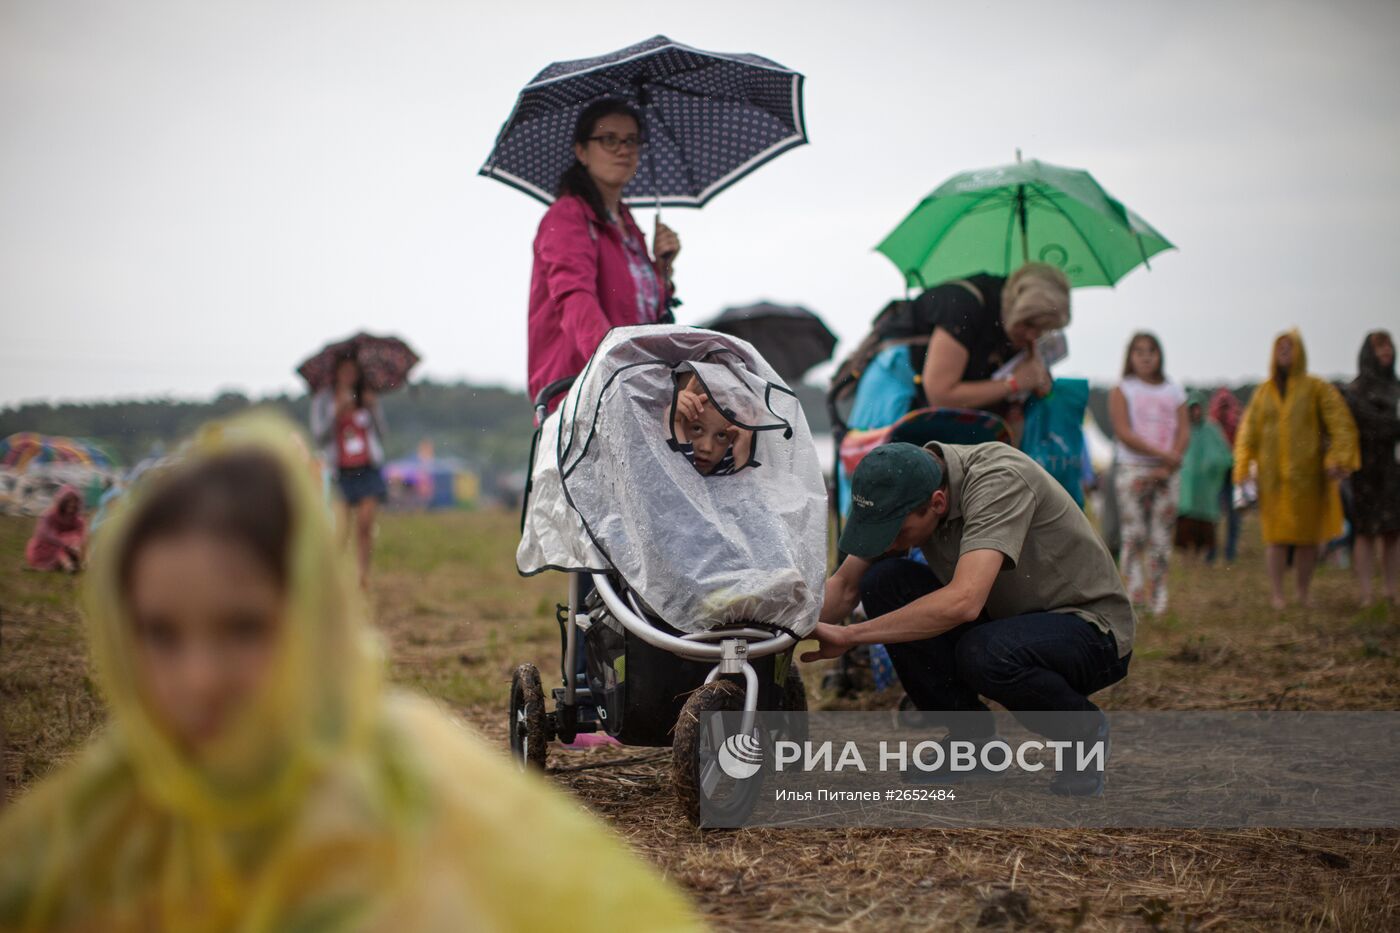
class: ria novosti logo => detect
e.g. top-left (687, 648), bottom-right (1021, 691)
top-left (717, 731), bottom-right (764, 779)
top-left (715, 734), bottom-right (1111, 779)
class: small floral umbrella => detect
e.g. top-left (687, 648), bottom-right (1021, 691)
top-left (296, 333), bottom-right (420, 394)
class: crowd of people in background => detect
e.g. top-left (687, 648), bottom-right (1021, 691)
top-left (1095, 327), bottom-right (1395, 613)
top-left (24, 325), bottom-right (1400, 615)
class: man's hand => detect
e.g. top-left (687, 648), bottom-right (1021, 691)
top-left (800, 622), bottom-right (852, 662)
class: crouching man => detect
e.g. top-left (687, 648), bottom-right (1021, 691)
top-left (802, 442), bottom-right (1135, 796)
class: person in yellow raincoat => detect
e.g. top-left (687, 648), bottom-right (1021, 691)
top-left (0, 413), bottom-right (701, 933)
top-left (1233, 329), bottom-right (1359, 609)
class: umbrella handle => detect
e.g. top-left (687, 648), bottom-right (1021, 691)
top-left (1016, 184), bottom-right (1030, 264)
top-left (645, 127), bottom-right (665, 229)
top-left (637, 84), bottom-right (671, 243)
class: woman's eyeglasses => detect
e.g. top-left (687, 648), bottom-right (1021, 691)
top-left (588, 134), bottom-right (644, 154)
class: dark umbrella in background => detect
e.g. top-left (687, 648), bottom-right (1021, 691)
top-left (702, 302), bottom-right (837, 383)
top-left (297, 332), bottom-right (420, 393)
top-left (480, 35), bottom-right (808, 211)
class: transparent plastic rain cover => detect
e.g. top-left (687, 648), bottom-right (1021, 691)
top-left (517, 326), bottom-right (826, 637)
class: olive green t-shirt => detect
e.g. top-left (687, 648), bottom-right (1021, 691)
top-left (920, 442), bottom-right (1135, 657)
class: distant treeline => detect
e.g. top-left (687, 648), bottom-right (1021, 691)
top-left (1, 379), bottom-right (1260, 471)
top-left (1, 381), bottom-right (538, 474)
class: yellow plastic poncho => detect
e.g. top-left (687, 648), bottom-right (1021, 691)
top-left (0, 414), bottom-right (701, 933)
top-left (1233, 330), bottom-right (1360, 545)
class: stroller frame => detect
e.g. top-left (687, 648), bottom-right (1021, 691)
top-left (509, 376), bottom-right (808, 825)
top-left (564, 571), bottom-right (796, 736)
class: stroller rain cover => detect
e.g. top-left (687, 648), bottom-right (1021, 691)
top-left (517, 326), bottom-right (826, 638)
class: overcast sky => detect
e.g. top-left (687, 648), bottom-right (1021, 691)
top-left (2, 0), bottom-right (1398, 408)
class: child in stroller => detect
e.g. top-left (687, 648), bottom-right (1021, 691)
top-left (669, 370), bottom-right (755, 476)
top-left (512, 325), bottom-right (827, 825)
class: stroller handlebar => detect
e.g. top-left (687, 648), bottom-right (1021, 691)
top-left (533, 376), bottom-right (578, 424)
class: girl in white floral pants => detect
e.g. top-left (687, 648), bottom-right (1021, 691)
top-left (1110, 332), bottom-right (1189, 616)
top-left (1115, 464), bottom-right (1179, 613)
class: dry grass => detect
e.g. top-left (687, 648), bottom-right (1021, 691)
top-left (3, 508), bottom-right (1398, 930)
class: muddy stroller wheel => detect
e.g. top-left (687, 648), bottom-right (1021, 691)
top-left (820, 645), bottom-right (872, 697)
top-left (672, 680), bottom-right (765, 828)
top-left (509, 664), bottom-right (550, 771)
top-left (777, 666), bottom-right (810, 747)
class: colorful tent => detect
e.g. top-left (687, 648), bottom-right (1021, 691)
top-left (384, 456), bottom-right (478, 510)
top-left (0, 433), bottom-right (116, 470)
top-left (0, 464), bottom-right (117, 516)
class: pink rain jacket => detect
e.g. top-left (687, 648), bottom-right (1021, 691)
top-left (527, 194), bottom-right (671, 408)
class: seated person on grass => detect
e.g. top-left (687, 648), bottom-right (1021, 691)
top-left (25, 485), bottom-right (87, 573)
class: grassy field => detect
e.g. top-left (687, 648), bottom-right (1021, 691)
top-left (2, 508), bottom-right (1398, 930)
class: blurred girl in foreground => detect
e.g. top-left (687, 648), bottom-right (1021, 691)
top-left (0, 414), bottom-right (699, 932)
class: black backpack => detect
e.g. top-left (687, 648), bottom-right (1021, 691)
top-left (826, 279), bottom-right (988, 437)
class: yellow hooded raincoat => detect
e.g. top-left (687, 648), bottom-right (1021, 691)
top-left (0, 414), bottom-right (701, 933)
top-left (1233, 330), bottom-right (1360, 545)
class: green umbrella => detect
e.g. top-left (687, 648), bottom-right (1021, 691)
top-left (876, 156), bottom-right (1174, 289)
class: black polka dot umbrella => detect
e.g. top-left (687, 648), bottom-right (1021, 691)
top-left (480, 35), bottom-right (807, 209)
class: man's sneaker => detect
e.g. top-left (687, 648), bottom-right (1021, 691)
top-left (902, 735), bottom-right (1009, 785)
top-left (1049, 714), bottom-right (1110, 798)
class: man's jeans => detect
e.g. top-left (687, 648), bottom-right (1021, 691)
top-left (860, 558), bottom-right (1131, 741)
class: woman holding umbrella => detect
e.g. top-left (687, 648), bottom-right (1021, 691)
top-left (485, 36), bottom-right (807, 405)
top-left (528, 98), bottom-right (680, 407)
top-left (310, 355), bottom-right (389, 588)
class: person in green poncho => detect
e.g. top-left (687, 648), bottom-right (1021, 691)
top-left (1175, 391), bottom-right (1234, 560)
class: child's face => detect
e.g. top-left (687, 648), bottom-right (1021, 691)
top-left (127, 532), bottom-right (285, 753)
top-left (334, 358), bottom-right (360, 390)
top-left (678, 404), bottom-right (737, 475)
top-left (1129, 338), bottom-right (1160, 380)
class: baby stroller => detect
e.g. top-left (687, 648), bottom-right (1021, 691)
top-left (512, 325), bottom-right (827, 826)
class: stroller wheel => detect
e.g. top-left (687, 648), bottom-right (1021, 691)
top-left (783, 666), bottom-right (809, 713)
top-left (776, 666), bottom-right (810, 747)
top-left (672, 680), bottom-right (764, 828)
top-left (509, 663), bottom-right (549, 771)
